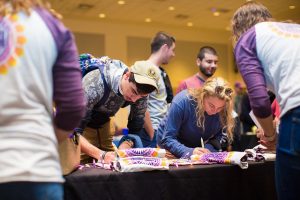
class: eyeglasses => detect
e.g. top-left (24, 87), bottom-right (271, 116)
top-left (215, 86), bottom-right (233, 98)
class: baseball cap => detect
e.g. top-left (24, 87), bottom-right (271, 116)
top-left (130, 61), bottom-right (160, 90)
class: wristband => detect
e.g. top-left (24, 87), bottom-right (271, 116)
top-left (99, 151), bottom-right (107, 162)
top-left (69, 132), bottom-right (79, 145)
top-left (264, 133), bottom-right (276, 142)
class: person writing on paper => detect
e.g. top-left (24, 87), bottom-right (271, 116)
top-left (77, 55), bottom-right (160, 164)
top-left (157, 77), bottom-right (235, 158)
top-left (232, 1), bottom-right (300, 199)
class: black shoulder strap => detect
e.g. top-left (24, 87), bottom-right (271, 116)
top-left (98, 64), bottom-right (110, 105)
top-left (159, 67), bottom-right (174, 103)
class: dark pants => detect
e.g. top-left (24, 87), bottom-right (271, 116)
top-left (118, 128), bottom-right (157, 148)
top-left (276, 106), bottom-right (300, 200)
top-left (0, 182), bottom-right (63, 200)
top-left (136, 128), bottom-right (157, 148)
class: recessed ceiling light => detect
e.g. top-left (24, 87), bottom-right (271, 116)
top-left (145, 18), bottom-right (152, 22)
top-left (168, 6), bottom-right (175, 11)
top-left (118, 1), bottom-right (125, 5)
top-left (98, 13), bottom-right (106, 18)
top-left (213, 12), bottom-right (220, 16)
top-left (187, 22), bottom-right (193, 27)
top-left (289, 5), bottom-right (295, 9)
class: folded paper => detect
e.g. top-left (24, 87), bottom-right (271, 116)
top-left (117, 148), bottom-right (166, 158)
top-left (113, 156), bottom-right (169, 172)
top-left (191, 152), bottom-right (248, 169)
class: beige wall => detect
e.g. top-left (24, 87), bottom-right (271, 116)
top-left (128, 37), bottom-right (231, 93)
top-left (64, 18), bottom-right (244, 89)
top-left (74, 32), bottom-right (105, 56)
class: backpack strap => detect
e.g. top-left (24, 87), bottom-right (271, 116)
top-left (159, 67), bottom-right (174, 103)
top-left (97, 63), bottom-right (110, 105)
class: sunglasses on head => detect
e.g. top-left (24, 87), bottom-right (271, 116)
top-left (215, 85), bottom-right (233, 97)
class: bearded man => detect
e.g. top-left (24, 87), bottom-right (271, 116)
top-left (176, 46), bottom-right (218, 93)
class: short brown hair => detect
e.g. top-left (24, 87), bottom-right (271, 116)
top-left (150, 31), bottom-right (175, 53)
top-left (197, 46), bottom-right (218, 60)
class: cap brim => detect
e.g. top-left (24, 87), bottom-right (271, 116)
top-left (133, 74), bottom-right (158, 90)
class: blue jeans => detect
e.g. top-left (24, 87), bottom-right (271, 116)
top-left (276, 106), bottom-right (300, 200)
top-left (0, 182), bottom-right (63, 200)
top-left (135, 128), bottom-right (157, 148)
top-left (118, 134), bottom-right (144, 148)
top-left (118, 129), bottom-right (157, 148)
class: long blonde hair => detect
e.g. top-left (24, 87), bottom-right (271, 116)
top-left (231, 1), bottom-right (272, 45)
top-left (189, 77), bottom-right (235, 142)
top-left (0, 0), bottom-right (62, 18)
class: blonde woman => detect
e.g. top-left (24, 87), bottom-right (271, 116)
top-left (232, 1), bottom-right (300, 199)
top-left (157, 77), bottom-right (234, 158)
top-left (0, 1), bottom-right (85, 199)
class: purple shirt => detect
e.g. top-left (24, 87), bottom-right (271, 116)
top-left (36, 8), bottom-right (86, 130)
top-left (234, 27), bottom-right (271, 118)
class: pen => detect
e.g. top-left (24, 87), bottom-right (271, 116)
top-left (112, 142), bottom-right (118, 151)
top-left (201, 137), bottom-right (204, 148)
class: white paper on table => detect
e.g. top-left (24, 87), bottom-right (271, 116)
top-left (249, 110), bottom-right (262, 129)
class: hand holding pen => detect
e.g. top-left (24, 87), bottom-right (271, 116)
top-left (193, 137), bottom-right (210, 155)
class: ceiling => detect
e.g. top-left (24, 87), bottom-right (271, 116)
top-left (48, 0), bottom-right (300, 31)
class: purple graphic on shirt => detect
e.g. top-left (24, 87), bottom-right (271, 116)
top-left (0, 15), bottom-right (26, 74)
top-left (0, 19), bottom-right (13, 63)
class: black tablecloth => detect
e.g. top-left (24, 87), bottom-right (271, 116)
top-left (64, 161), bottom-right (276, 200)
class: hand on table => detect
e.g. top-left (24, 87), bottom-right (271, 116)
top-left (259, 134), bottom-right (277, 151)
top-left (100, 151), bottom-right (116, 164)
top-left (255, 119), bottom-right (278, 151)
